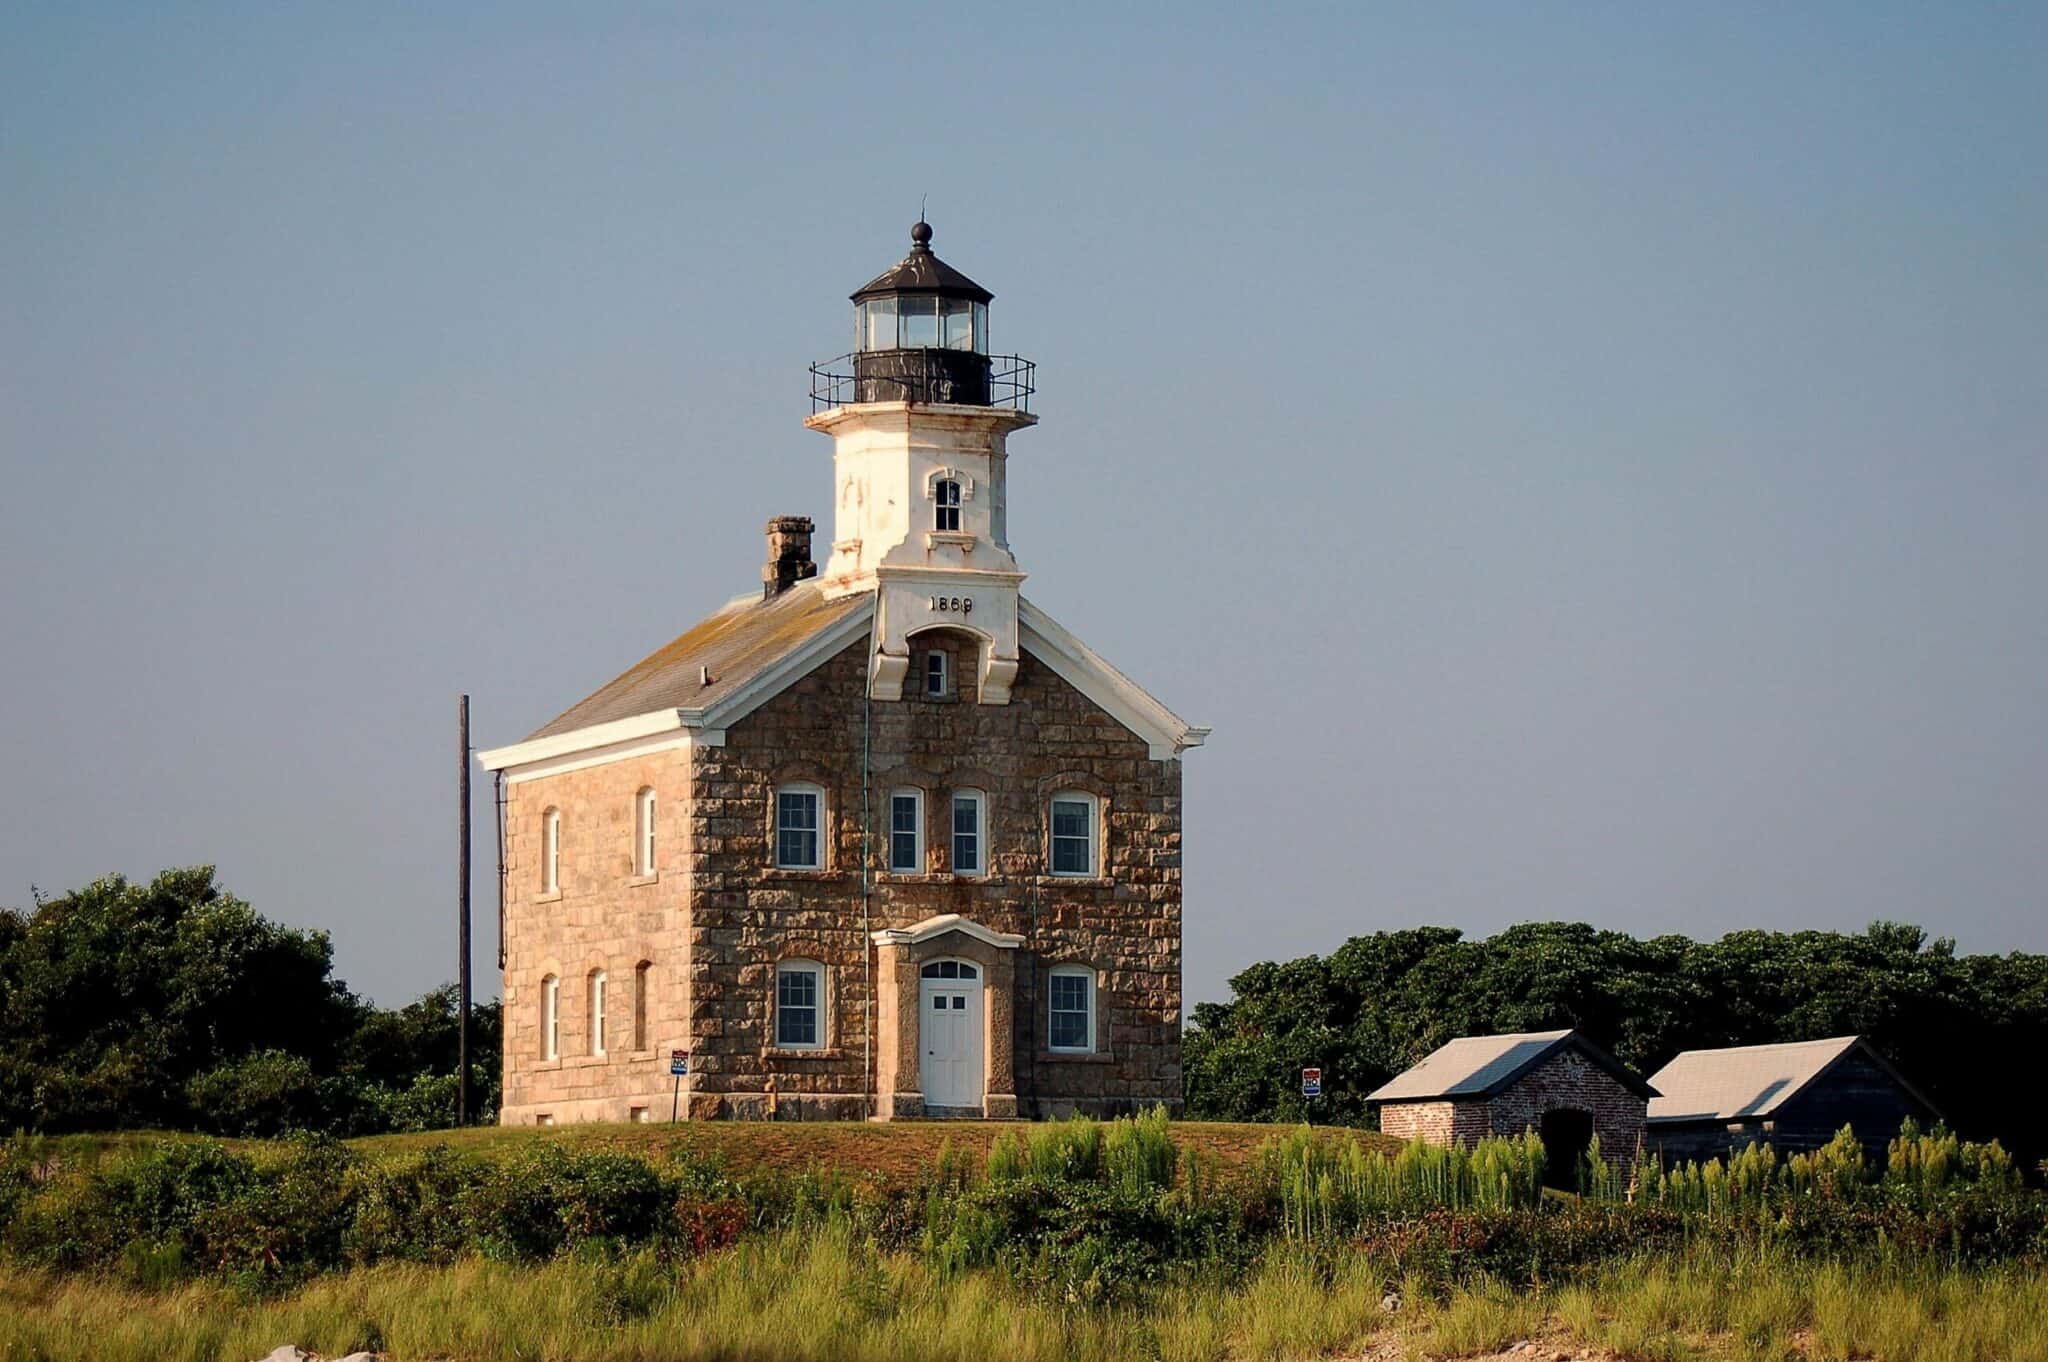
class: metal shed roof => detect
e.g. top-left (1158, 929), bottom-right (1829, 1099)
top-left (1644, 1036), bottom-right (1932, 1123)
top-left (1368, 1029), bottom-right (1657, 1103)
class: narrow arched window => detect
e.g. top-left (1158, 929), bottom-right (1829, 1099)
top-left (541, 808), bottom-right (562, 893)
top-left (633, 960), bottom-right (651, 1052)
top-left (1049, 792), bottom-right (1099, 877)
top-left (589, 969), bottom-right (608, 1057)
top-left (934, 479), bottom-right (962, 532)
top-left (775, 959), bottom-right (825, 1050)
top-left (635, 787), bottom-right (657, 876)
top-left (1049, 964), bottom-right (1095, 1052)
top-left (774, 783), bottom-right (825, 869)
top-left (540, 974), bottom-right (560, 1060)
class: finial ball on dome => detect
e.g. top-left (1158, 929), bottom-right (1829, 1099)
top-left (910, 220), bottom-right (933, 246)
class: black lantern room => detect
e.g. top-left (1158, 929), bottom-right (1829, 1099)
top-left (848, 221), bottom-right (995, 406)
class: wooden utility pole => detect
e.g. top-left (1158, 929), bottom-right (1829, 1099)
top-left (458, 693), bottom-right (472, 1126)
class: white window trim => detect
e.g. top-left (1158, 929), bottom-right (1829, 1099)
top-left (635, 787), bottom-right (657, 876)
top-left (775, 958), bottom-right (827, 1050)
top-left (1048, 964), bottom-right (1096, 1052)
top-left (926, 649), bottom-right (949, 697)
top-left (589, 969), bottom-right (608, 1057)
top-left (773, 782), bottom-right (827, 870)
top-left (951, 789), bottom-right (986, 878)
top-left (1049, 791), bottom-right (1101, 878)
top-left (888, 787), bottom-right (925, 874)
top-left (541, 807), bottom-right (562, 893)
top-left (541, 974), bottom-right (560, 1061)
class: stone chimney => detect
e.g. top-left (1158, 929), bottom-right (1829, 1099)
top-left (762, 516), bottom-right (817, 598)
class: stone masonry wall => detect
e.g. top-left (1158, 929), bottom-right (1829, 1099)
top-left (687, 627), bottom-right (1184, 1119)
top-left (499, 746), bottom-right (692, 1125)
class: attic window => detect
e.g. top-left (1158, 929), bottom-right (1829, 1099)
top-left (934, 479), bottom-right (962, 532)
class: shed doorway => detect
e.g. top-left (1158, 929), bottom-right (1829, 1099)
top-left (1540, 1108), bottom-right (1594, 1191)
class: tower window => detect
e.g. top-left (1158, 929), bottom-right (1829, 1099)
top-left (588, 969), bottom-right (608, 1057)
top-left (775, 784), bottom-right (824, 869)
top-left (889, 789), bottom-right (924, 873)
top-left (952, 790), bottom-right (985, 876)
top-left (934, 479), bottom-right (961, 532)
top-left (926, 650), bottom-right (948, 697)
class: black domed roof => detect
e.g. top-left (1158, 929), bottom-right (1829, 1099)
top-left (850, 222), bottom-right (993, 304)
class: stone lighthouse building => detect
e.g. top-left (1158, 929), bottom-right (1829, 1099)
top-left (477, 223), bottom-right (1208, 1123)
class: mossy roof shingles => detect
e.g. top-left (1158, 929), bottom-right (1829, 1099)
top-left (526, 580), bottom-right (872, 741)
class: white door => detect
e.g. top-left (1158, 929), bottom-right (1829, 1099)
top-left (918, 967), bottom-right (984, 1109)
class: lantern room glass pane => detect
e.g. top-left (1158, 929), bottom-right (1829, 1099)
top-left (899, 295), bottom-right (940, 348)
top-left (973, 302), bottom-right (988, 353)
top-left (943, 298), bottom-right (976, 350)
top-left (861, 298), bottom-right (897, 351)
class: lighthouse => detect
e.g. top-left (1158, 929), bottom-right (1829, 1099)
top-left (808, 222), bottom-right (1037, 704)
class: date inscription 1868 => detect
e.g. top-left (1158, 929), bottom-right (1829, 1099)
top-left (927, 596), bottom-right (974, 614)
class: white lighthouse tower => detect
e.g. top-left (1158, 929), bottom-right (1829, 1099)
top-left (807, 221), bottom-right (1037, 703)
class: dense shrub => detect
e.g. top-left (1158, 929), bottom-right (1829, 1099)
top-left (0, 1112), bottom-right (2040, 1302)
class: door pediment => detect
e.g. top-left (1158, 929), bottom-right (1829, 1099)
top-left (870, 913), bottom-right (1023, 950)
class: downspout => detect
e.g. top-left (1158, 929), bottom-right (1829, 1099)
top-left (494, 770), bottom-right (507, 970)
top-left (861, 625), bottom-right (874, 1120)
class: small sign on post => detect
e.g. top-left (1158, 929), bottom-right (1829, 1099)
top-left (670, 1049), bottom-right (690, 1124)
top-left (1301, 1067), bottom-right (1322, 1098)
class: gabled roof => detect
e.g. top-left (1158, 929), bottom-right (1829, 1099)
top-left (1645, 1036), bottom-right (1937, 1124)
top-left (478, 579), bottom-right (1208, 774)
top-left (524, 579), bottom-right (872, 741)
top-left (1368, 1029), bottom-right (1658, 1103)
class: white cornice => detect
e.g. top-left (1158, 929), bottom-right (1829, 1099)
top-left (1018, 599), bottom-right (1210, 761)
top-left (870, 913), bottom-right (1025, 950)
top-left (477, 710), bottom-right (684, 773)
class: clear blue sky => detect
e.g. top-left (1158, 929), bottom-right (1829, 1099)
top-left (4, 3), bottom-right (2043, 1009)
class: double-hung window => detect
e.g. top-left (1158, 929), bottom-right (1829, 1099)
top-left (1049, 966), bottom-right (1095, 1052)
top-left (776, 960), bottom-right (824, 1049)
top-left (889, 789), bottom-right (923, 873)
top-left (775, 785), bottom-right (823, 869)
top-left (951, 790), bottom-right (984, 876)
top-left (1050, 793), bottom-right (1098, 877)
top-left (926, 649), bottom-right (948, 697)
top-left (934, 479), bottom-right (962, 532)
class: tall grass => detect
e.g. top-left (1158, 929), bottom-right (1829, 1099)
top-left (3, 1238), bottom-right (2044, 1362)
top-left (1263, 1126), bottom-right (1550, 1241)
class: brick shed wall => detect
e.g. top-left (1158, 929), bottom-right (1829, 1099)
top-left (1483, 1047), bottom-right (1647, 1163)
top-left (1380, 1100), bottom-right (1491, 1147)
